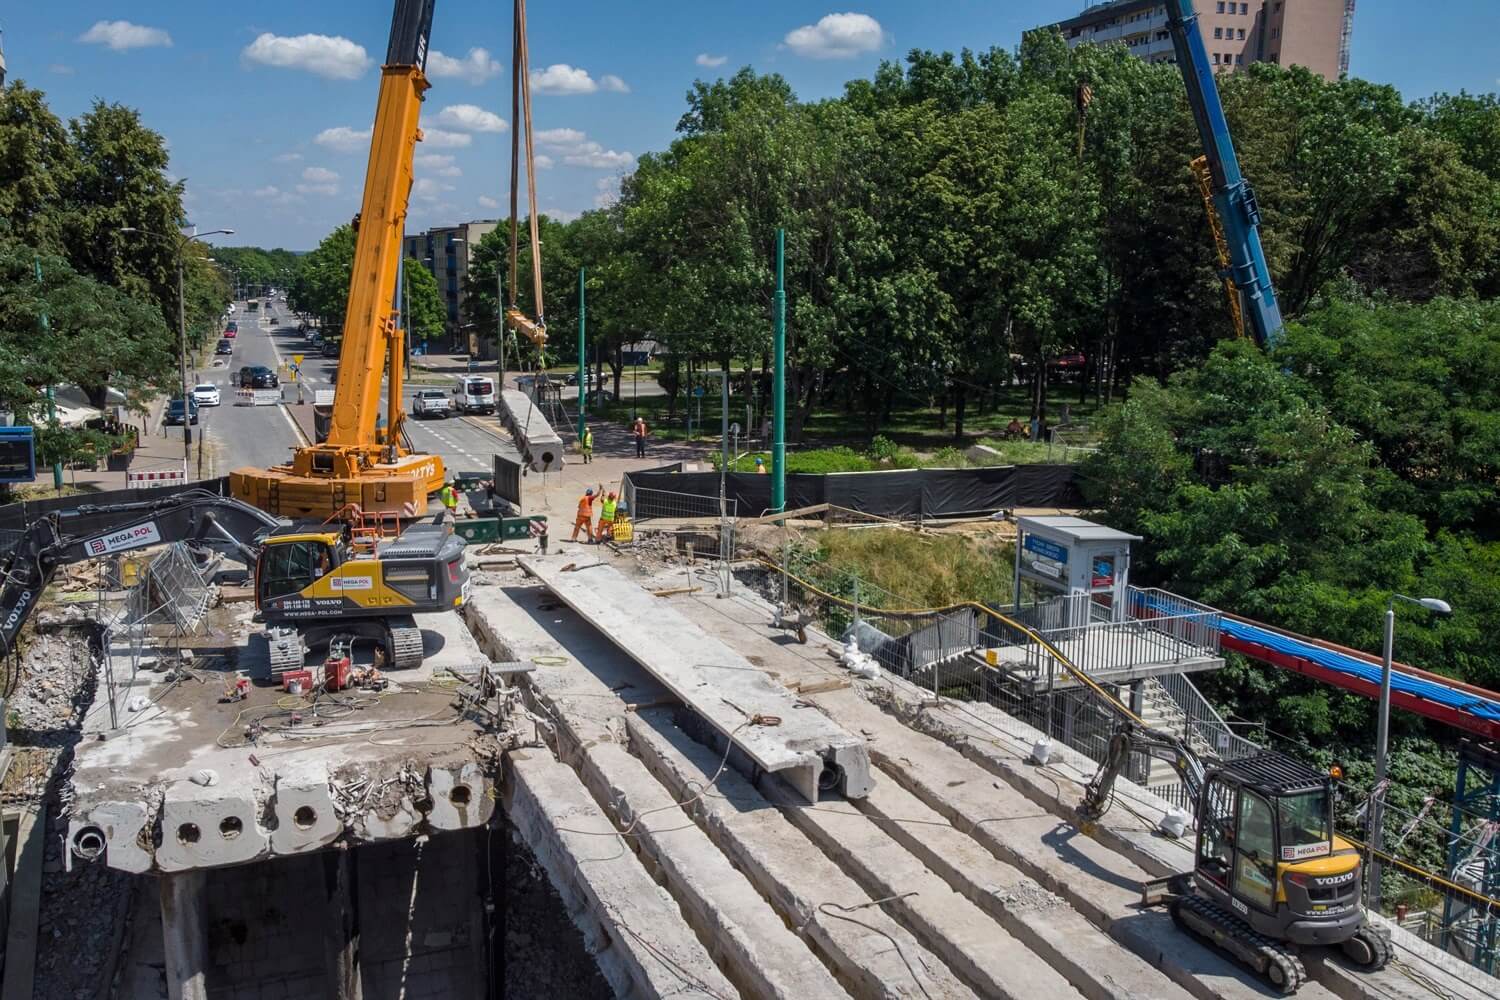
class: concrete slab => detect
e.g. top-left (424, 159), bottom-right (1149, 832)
top-left (67, 601), bottom-right (505, 872)
top-left (502, 750), bottom-right (737, 1000)
top-left (498, 389), bottom-right (565, 472)
top-left (465, 579), bottom-right (851, 1000)
top-left (626, 707), bottom-right (979, 1000)
top-left (519, 554), bottom-right (872, 802)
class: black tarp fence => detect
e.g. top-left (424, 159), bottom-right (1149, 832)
top-left (0, 477), bottom-right (233, 535)
top-left (622, 464), bottom-right (1080, 522)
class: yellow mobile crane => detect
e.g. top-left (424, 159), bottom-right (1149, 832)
top-left (232, 0), bottom-right (443, 519)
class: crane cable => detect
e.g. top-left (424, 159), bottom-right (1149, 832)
top-left (507, 0), bottom-right (547, 361)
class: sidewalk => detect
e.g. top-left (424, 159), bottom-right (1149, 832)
top-left (37, 395), bottom-right (197, 495)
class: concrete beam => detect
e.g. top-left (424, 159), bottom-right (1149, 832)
top-left (520, 555), bottom-right (872, 802)
top-left (626, 708), bottom-right (978, 1000)
top-left (0, 807), bottom-right (43, 1000)
top-left (498, 389), bottom-right (565, 472)
top-left (160, 871), bottom-right (208, 1000)
top-left (502, 751), bottom-right (736, 1000)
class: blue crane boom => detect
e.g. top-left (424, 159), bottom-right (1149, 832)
top-left (1163, 0), bottom-right (1285, 347)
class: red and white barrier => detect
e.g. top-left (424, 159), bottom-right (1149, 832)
top-left (127, 464), bottom-right (187, 489)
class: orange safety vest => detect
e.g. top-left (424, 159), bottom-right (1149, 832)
top-left (576, 495), bottom-right (593, 518)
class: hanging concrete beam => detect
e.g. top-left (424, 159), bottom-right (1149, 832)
top-left (498, 389), bottom-right (564, 473)
top-left (519, 555), bottom-right (873, 802)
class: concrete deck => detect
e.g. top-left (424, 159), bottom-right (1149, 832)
top-left (519, 554), bottom-right (873, 803)
top-left (67, 600), bottom-right (503, 873)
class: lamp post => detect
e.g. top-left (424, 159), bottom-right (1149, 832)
top-left (119, 226), bottom-right (234, 469)
top-left (1369, 592), bottom-right (1452, 908)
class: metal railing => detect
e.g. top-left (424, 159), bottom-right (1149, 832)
top-left (124, 543), bottom-right (216, 635)
top-left (630, 486), bottom-right (736, 523)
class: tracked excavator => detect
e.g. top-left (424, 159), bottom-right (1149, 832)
top-left (1077, 720), bottom-right (1390, 993)
top-left (231, 0), bottom-right (444, 519)
top-left (0, 490), bottom-right (468, 674)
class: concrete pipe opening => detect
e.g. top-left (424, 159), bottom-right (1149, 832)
top-left (177, 823), bottom-right (201, 845)
top-left (293, 806), bottom-right (317, 830)
top-left (72, 826), bottom-right (107, 862)
top-left (219, 816), bottom-right (243, 839)
top-left (818, 764), bottom-right (841, 793)
top-left (449, 784), bottom-right (472, 806)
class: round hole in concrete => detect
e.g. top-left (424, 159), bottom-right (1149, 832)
top-left (72, 826), bottom-right (106, 861)
top-left (449, 784), bottom-right (472, 806)
top-left (541, 452), bottom-right (555, 466)
top-left (817, 765), bottom-right (841, 793)
top-left (293, 806), bottom-right (317, 830)
top-left (177, 822), bottom-right (201, 845)
top-left (219, 816), bottom-right (243, 839)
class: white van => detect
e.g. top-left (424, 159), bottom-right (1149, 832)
top-left (454, 376), bottom-right (496, 415)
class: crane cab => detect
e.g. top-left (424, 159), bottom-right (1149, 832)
top-left (1195, 754), bottom-right (1363, 947)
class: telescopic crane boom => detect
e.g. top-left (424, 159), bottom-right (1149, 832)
top-left (232, 0), bottom-right (444, 519)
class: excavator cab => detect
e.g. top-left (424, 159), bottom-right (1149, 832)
top-left (255, 531), bottom-right (346, 606)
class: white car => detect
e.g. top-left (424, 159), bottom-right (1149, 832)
top-left (412, 389), bottom-right (451, 419)
top-left (191, 383), bottom-right (221, 407)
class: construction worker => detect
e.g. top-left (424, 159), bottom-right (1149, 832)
top-left (596, 491), bottom-right (618, 542)
top-left (754, 456), bottom-right (767, 474)
top-left (439, 481), bottom-right (459, 516)
top-left (570, 486), bottom-right (601, 543)
top-left (580, 424), bottom-right (594, 464)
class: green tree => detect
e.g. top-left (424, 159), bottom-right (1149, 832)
top-left (401, 258), bottom-right (445, 346)
top-left (288, 225), bottom-right (355, 331)
top-left (0, 80), bottom-right (76, 254)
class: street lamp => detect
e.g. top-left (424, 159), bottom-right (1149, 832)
top-left (1369, 592), bottom-right (1452, 907)
top-left (119, 226), bottom-right (234, 467)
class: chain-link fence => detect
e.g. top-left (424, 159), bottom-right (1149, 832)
top-left (124, 543), bottom-right (217, 635)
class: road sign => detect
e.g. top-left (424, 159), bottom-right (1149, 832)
top-left (292, 354), bottom-right (304, 365)
top-left (693, 386), bottom-right (705, 398)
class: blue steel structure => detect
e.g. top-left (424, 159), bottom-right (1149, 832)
top-left (1443, 740), bottom-right (1499, 974)
top-left (1164, 0), bottom-right (1285, 348)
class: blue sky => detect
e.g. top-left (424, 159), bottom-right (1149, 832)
top-left (4, 2), bottom-right (1496, 250)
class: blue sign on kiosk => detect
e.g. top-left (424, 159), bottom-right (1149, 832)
top-left (0, 426), bottom-right (37, 484)
top-left (1013, 515), bottom-right (1142, 628)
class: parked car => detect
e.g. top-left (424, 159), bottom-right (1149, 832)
top-left (454, 376), bottom-right (496, 415)
top-left (320, 339), bottom-right (340, 358)
top-left (226, 321), bottom-right (238, 334)
top-left (215, 339), bottom-right (234, 356)
top-left (306, 331), bottom-right (323, 347)
top-left (412, 389), bottom-right (451, 419)
top-left (164, 398), bottom-right (199, 426)
top-left (239, 366), bottom-right (279, 389)
top-left (191, 383), bottom-right (221, 407)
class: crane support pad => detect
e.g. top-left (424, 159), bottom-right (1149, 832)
top-left (518, 555), bottom-right (873, 802)
top-left (498, 390), bottom-right (564, 473)
top-left (230, 465), bottom-right (429, 520)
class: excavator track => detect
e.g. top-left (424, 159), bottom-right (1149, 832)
top-left (386, 616), bottom-right (425, 671)
top-left (1172, 893), bottom-right (1308, 995)
top-left (1341, 923), bottom-right (1393, 970)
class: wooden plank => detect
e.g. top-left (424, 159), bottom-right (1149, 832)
top-left (1, 806), bottom-right (44, 1000)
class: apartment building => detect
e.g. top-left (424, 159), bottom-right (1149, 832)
top-left (402, 220), bottom-right (500, 338)
top-left (1046, 0), bottom-right (1354, 80)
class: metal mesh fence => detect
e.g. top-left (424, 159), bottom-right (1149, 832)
top-left (124, 543), bottom-right (216, 634)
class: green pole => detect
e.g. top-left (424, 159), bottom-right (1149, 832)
top-left (35, 259), bottom-right (64, 490)
top-left (771, 229), bottom-right (786, 513)
top-left (577, 267), bottom-right (586, 439)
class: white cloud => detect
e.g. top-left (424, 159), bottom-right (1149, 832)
top-left (534, 154), bottom-right (555, 170)
top-left (413, 178), bottom-right (454, 202)
top-left (435, 104), bottom-right (508, 133)
top-left (530, 64), bottom-right (597, 96)
top-left (301, 166), bottom-right (339, 183)
top-left (594, 176), bottom-right (621, 209)
top-left (566, 148), bottom-right (635, 169)
top-left (478, 195), bottom-right (500, 209)
top-left (783, 13), bottom-right (885, 59)
top-left (546, 208), bottom-right (581, 223)
top-left (254, 185), bottom-right (302, 205)
top-left (314, 125), bottom-right (372, 153)
top-left (296, 183), bottom-right (339, 196)
top-left (599, 74), bottom-right (630, 93)
top-left (422, 127), bottom-right (473, 149)
top-left (695, 53), bottom-right (728, 68)
top-left (243, 33), bottom-right (372, 80)
top-left (415, 154), bottom-right (454, 169)
top-left (426, 47), bottom-right (502, 85)
top-left (48, 64), bottom-right (76, 76)
top-left (78, 20), bottom-right (172, 51)
top-left (536, 127), bottom-right (588, 149)
top-left (273, 152), bottom-right (303, 163)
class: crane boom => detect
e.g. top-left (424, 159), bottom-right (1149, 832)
top-left (231, 0), bottom-right (445, 519)
top-left (1164, 0), bottom-right (1284, 348)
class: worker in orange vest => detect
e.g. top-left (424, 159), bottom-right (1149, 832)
top-left (570, 486), bottom-right (602, 543)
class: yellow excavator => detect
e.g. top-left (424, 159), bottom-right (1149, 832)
top-left (232, 0), bottom-right (444, 519)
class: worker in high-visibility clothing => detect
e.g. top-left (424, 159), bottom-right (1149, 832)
top-left (595, 491), bottom-right (618, 542)
top-left (580, 425), bottom-right (594, 464)
top-left (570, 486), bottom-right (601, 543)
top-left (439, 481), bottom-right (459, 515)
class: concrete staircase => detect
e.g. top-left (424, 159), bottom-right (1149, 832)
top-left (1135, 677), bottom-right (1215, 792)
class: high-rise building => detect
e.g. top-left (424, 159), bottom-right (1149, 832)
top-left (402, 220), bottom-right (499, 343)
top-left (1044, 0), bottom-right (1354, 80)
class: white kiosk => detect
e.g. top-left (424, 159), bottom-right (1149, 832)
top-left (1012, 515), bottom-right (1141, 629)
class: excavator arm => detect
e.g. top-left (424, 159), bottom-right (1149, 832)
top-left (1077, 720), bottom-right (1208, 828)
top-left (0, 491), bottom-right (281, 655)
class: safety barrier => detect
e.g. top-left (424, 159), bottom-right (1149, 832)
top-left (126, 464), bottom-right (188, 489)
top-left (234, 388), bottom-right (283, 406)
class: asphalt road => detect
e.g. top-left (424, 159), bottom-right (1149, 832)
top-left (184, 299), bottom-right (518, 480)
